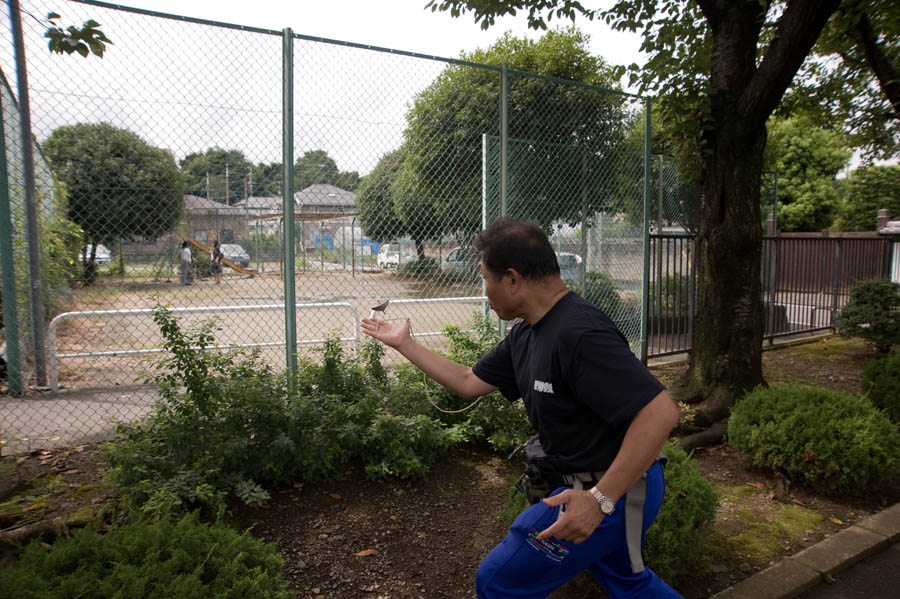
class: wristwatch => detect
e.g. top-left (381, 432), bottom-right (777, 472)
top-left (589, 487), bottom-right (616, 515)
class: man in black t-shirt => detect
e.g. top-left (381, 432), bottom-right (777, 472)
top-left (361, 219), bottom-right (682, 598)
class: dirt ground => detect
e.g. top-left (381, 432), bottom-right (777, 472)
top-left (2, 337), bottom-right (899, 598)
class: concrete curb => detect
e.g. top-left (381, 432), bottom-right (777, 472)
top-left (711, 502), bottom-right (900, 599)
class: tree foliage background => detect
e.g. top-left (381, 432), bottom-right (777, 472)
top-left (763, 116), bottom-right (851, 232)
top-left (357, 27), bottom-right (630, 255)
top-left (43, 123), bottom-right (183, 265)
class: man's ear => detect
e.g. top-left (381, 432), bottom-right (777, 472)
top-left (505, 268), bottom-right (522, 290)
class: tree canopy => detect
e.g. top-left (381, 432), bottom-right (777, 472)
top-left (43, 122), bottom-right (183, 253)
top-left (392, 27), bottom-right (628, 251)
top-left (763, 116), bottom-right (851, 232)
top-left (294, 150), bottom-right (361, 193)
top-left (430, 0), bottom-right (888, 447)
top-left (356, 149), bottom-right (407, 243)
top-left (179, 148), bottom-right (253, 205)
top-left (782, 1), bottom-right (899, 161)
top-left (834, 165), bottom-right (900, 232)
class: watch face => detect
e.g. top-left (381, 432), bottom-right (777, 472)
top-left (600, 499), bottom-right (615, 514)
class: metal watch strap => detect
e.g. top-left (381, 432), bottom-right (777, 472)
top-left (589, 487), bottom-right (615, 514)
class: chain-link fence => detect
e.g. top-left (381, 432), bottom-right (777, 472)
top-left (0, 1), bottom-right (652, 453)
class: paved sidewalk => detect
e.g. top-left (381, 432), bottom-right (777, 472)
top-left (711, 502), bottom-right (900, 599)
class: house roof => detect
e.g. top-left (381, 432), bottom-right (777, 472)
top-left (183, 195), bottom-right (246, 215)
top-left (294, 184), bottom-right (356, 208)
top-left (879, 221), bottom-right (900, 236)
top-left (230, 184), bottom-right (357, 219)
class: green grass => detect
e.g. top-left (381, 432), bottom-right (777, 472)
top-left (703, 483), bottom-right (825, 567)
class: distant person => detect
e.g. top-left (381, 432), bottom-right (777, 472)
top-left (180, 240), bottom-right (193, 285)
top-left (210, 240), bottom-right (224, 284)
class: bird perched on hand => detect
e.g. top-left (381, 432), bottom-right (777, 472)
top-left (369, 299), bottom-right (389, 319)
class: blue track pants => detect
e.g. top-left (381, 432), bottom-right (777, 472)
top-left (476, 462), bottom-right (682, 598)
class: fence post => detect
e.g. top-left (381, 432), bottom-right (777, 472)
top-left (498, 66), bottom-right (509, 338)
top-left (10, 0), bottom-right (47, 386)
top-left (830, 239), bottom-right (841, 328)
top-left (282, 28), bottom-right (297, 384)
top-left (0, 89), bottom-right (22, 397)
top-left (640, 99), bottom-right (652, 363)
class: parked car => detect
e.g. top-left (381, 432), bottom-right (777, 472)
top-left (556, 251), bottom-right (581, 284)
top-left (377, 243), bottom-right (415, 269)
top-left (441, 246), bottom-right (478, 274)
top-left (80, 244), bottom-right (111, 265)
top-left (220, 243), bottom-right (250, 268)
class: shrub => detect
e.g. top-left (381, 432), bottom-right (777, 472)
top-left (573, 272), bottom-right (624, 321)
top-left (106, 307), bottom-right (460, 516)
top-left (835, 278), bottom-right (900, 353)
top-left (862, 353), bottom-right (900, 424)
top-left (363, 414), bottom-right (463, 479)
top-left (398, 256), bottom-right (438, 276)
top-left (648, 273), bottom-right (692, 315)
top-left (0, 513), bottom-right (291, 598)
top-left (645, 441), bottom-right (719, 581)
top-left (727, 384), bottom-right (900, 494)
top-left (434, 314), bottom-right (533, 451)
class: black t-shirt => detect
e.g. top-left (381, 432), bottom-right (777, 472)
top-left (473, 292), bottom-right (664, 473)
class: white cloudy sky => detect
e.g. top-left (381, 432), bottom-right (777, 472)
top-left (118, 0), bottom-right (646, 77)
top-left (4, 1), bottom-right (646, 177)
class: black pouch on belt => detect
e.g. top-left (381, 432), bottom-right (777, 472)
top-left (520, 435), bottom-right (565, 504)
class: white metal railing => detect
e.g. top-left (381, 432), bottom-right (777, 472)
top-left (47, 296), bottom-right (489, 392)
top-left (48, 302), bottom-right (360, 392)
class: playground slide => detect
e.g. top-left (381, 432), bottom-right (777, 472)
top-left (188, 239), bottom-right (256, 277)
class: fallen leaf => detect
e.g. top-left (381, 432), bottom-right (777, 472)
top-left (64, 469), bottom-right (80, 475)
top-left (792, 498), bottom-right (808, 507)
top-left (329, 493), bottom-right (341, 501)
top-left (354, 549), bottom-right (378, 557)
top-left (828, 517), bottom-right (844, 525)
top-left (746, 482), bottom-right (765, 490)
top-left (25, 502), bottom-right (47, 512)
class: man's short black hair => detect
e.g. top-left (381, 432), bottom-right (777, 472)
top-left (475, 219), bottom-right (560, 280)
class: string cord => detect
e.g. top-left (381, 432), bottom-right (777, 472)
top-left (376, 317), bottom-right (485, 414)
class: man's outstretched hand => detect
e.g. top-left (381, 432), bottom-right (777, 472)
top-left (361, 317), bottom-right (411, 349)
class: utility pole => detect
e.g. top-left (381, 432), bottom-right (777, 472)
top-left (225, 163), bottom-right (230, 206)
top-left (206, 171), bottom-right (210, 200)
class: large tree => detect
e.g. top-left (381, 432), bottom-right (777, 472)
top-left (179, 148), bottom-right (253, 205)
top-left (356, 149), bottom-right (407, 244)
top-left (763, 116), bottom-right (851, 232)
top-left (782, 0), bottom-right (899, 161)
top-left (395, 27), bottom-right (628, 256)
top-left (43, 123), bottom-right (183, 281)
top-left (428, 0), bottom-right (900, 446)
top-left (834, 165), bottom-right (900, 232)
top-left (294, 150), bottom-right (361, 193)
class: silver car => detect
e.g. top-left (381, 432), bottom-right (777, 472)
top-left (220, 243), bottom-right (250, 268)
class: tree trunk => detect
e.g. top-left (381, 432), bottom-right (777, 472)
top-left (676, 123), bottom-right (767, 426)
top-left (675, 0), bottom-right (841, 430)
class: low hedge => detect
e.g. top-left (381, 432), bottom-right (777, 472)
top-left (727, 384), bottom-right (900, 494)
top-left (0, 513), bottom-right (291, 598)
top-left (862, 353), bottom-right (900, 425)
top-left (645, 441), bottom-right (719, 580)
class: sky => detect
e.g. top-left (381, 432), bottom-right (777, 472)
top-left (116, 0), bottom-right (646, 84)
top-left (1, 0), bottom-right (648, 177)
